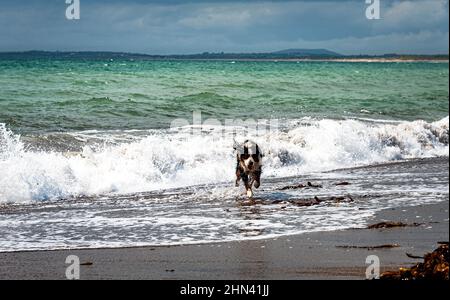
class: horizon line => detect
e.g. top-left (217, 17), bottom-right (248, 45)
top-left (0, 49), bottom-right (449, 57)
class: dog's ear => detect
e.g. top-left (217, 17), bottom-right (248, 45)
top-left (233, 139), bottom-right (242, 153)
top-left (235, 147), bottom-right (244, 155)
top-left (255, 144), bottom-right (264, 157)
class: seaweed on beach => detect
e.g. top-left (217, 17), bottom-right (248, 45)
top-left (278, 181), bottom-right (351, 191)
top-left (367, 222), bottom-right (422, 229)
top-left (238, 195), bottom-right (354, 207)
top-left (336, 244), bottom-right (400, 250)
top-left (278, 182), bottom-right (323, 190)
top-left (381, 243), bottom-right (449, 280)
top-left (306, 195), bottom-right (354, 204)
top-left (289, 196), bottom-right (323, 207)
top-left (335, 182), bottom-right (351, 186)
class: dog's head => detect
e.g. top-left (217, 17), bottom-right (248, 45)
top-left (234, 140), bottom-right (263, 171)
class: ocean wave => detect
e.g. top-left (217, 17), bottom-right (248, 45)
top-left (0, 117), bottom-right (448, 203)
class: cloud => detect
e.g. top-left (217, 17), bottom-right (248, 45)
top-left (373, 0), bottom-right (449, 32)
top-left (383, 0), bottom-right (448, 25)
top-left (0, 0), bottom-right (448, 54)
top-left (178, 6), bottom-right (261, 29)
top-left (296, 30), bottom-right (450, 55)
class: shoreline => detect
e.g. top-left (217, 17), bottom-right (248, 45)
top-left (1, 50), bottom-right (448, 63)
top-left (1, 200), bottom-right (448, 280)
top-left (182, 58), bottom-right (450, 63)
top-left (1, 57), bottom-right (448, 63)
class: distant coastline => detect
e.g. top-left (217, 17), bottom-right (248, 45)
top-left (183, 58), bottom-right (449, 63)
top-left (0, 50), bottom-right (448, 62)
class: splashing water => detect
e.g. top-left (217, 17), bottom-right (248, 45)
top-left (0, 117), bottom-right (448, 204)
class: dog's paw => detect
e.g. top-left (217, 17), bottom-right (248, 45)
top-left (235, 181), bottom-right (240, 187)
top-left (254, 181), bottom-right (260, 189)
top-left (247, 190), bottom-right (254, 198)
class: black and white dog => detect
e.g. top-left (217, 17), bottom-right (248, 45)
top-left (234, 140), bottom-right (263, 198)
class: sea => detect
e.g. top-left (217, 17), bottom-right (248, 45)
top-left (0, 58), bottom-right (448, 252)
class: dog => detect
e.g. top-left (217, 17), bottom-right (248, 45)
top-left (234, 140), bottom-right (263, 198)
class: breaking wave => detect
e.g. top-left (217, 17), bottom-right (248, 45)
top-left (0, 117), bottom-right (448, 203)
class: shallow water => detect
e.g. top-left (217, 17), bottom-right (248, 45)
top-left (0, 157), bottom-right (447, 252)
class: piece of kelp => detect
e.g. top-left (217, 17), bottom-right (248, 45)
top-left (381, 243), bottom-right (449, 280)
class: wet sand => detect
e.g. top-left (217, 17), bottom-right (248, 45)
top-left (0, 200), bottom-right (448, 280)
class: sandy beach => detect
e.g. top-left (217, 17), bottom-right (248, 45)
top-left (1, 198), bottom-right (447, 280)
top-left (1, 0), bottom-right (449, 283)
top-left (184, 58), bottom-right (450, 63)
top-left (1, 157), bottom-right (448, 280)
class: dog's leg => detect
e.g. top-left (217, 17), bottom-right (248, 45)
top-left (242, 174), bottom-right (253, 198)
top-left (242, 173), bottom-right (249, 190)
top-left (253, 170), bottom-right (261, 189)
top-left (249, 177), bottom-right (255, 189)
top-left (235, 162), bottom-right (242, 187)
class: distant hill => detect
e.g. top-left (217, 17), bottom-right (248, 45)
top-left (0, 50), bottom-right (343, 60)
top-left (0, 50), bottom-right (447, 61)
top-left (272, 49), bottom-right (342, 57)
top-left (0, 50), bottom-right (153, 60)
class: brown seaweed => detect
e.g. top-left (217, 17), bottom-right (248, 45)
top-left (336, 244), bottom-right (400, 250)
top-left (381, 243), bottom-right (449, 280)
top-left (367, 222), bottom-right (422, 229)
top-left (335, 182), bottom-right (351, 186)
top-left (278, 181), bottom-right (322, 190)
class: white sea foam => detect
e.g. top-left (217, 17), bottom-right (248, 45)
top-left (0, 117), bottom-right (448, 203)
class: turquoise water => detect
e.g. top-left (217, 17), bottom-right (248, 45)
top-left (0, 59), bottom-right (449, 251)
top-left (0, 59), bottom-right (449, 203)
top-left (0, 59), bottom-right (448, 134)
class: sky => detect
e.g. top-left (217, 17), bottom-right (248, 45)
top-left (0, 0), bottom-right (448, 55)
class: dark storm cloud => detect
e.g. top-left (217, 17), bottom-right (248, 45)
top-left (0, 0), bottom-right (448, 55)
